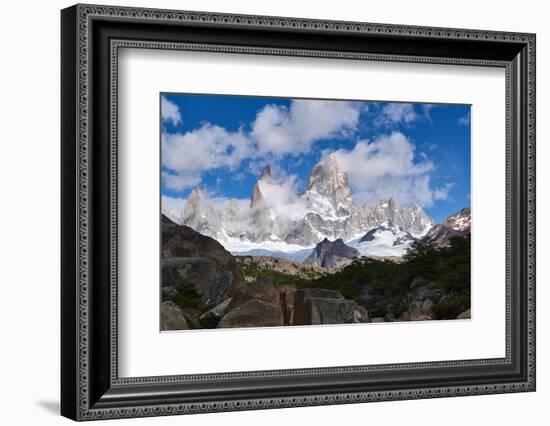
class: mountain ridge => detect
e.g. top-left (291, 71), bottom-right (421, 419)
top-left (165, 156), bottom-right (436, 251)
top-left (303, 237), bottom-right (359, 269)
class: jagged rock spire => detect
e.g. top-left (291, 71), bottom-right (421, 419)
top-left (259, 165), bottom-right (271, 179)
top-left (250, 164), bottom-right (272, 208)
top-left (305, 155), bottom-right (354, 217)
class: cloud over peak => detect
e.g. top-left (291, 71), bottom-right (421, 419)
top-left (161, 99), bottom-right (364, 190)
top-left (330, 131), bottom-right (449, 208)
top-left (160, 99), bottom-right (453, 208)
top-left (251, 100), bottom-right (361, 156)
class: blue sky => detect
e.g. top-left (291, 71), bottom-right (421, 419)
top-left (161, 93), bottom-right (470, 224)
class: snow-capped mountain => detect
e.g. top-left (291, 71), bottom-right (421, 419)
top-left (303, 154), bottom-right (354, 218)
top-left (180, 187), bottom-right (224, 240)
top-left (250, 165), bottom-right (272, 208)
top-left (362, 198), bottom-right (433, 238)
top-left (424, 208), bottom-right (471, 248)
top-left (348, 221), bottom-right (417, 257)
top-left (443, 207), bottom-right (471, 232)
top-left (166, 156), bottom-right (436, 258)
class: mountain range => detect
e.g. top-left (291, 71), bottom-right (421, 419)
top-left (304, 208), bottom-right (471, 269)
top-left (165, 154), bottom-right (442, 259)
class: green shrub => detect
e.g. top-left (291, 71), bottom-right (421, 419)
top-left (233, 235), bottom-right (471, 319)
top-left (170, 281), bottom-right (202, 310)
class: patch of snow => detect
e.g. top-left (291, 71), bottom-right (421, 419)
top-left (220, 237), bottom-right (315, 258)
top-left (347, 227), bottom-right (413, 257)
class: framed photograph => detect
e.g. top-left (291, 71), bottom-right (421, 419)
top-left (61, 4), bottom-right (536, 421)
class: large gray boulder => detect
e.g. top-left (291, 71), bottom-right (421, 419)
top-left (400, 287), bottom-right (442, 321)
top-left (297, 298), bottom-right (369, 325)
top-left (293, 288), bottom-right (368, 325)
top-left (199, 298), bottom-right (232, 328)
top-left (226, 278), bottom-right (281, 312)
top-left (293, 288), bottom-right (343, 325)
top-left (400, 299), bottom-right (434, 321)
top-left (161, 301), bottom-right (190, 331)
top-left (217, 299), bottom-right (284, 329)
top-left (201, 271), bottom-right (236, 307)
top-left (161, 215), bottom-right (244, 308)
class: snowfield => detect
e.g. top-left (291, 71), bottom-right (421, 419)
top-left (347, 230), bottom-right (413, 257)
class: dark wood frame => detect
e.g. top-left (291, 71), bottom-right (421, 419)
top-left (61, 4), bottom-right (536, 421)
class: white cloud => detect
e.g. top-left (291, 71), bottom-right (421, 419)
top-left (162, 124), bottom-right (254, 176)
top-left (161, 99), bottom-right (365, 190)
top-left (162, 171), bottom-right (201, 191)
top-left (376, 103), bottom-right (418, 126)
top-left (330, 131), bottom-right (444, 207)
top-left (231, 172), bottom-right (247, 181)
top-left (433, 183), bottom-right (455, 201)
top-left (161, 97), bottom-right (182, 126)
top-left (255, 176), bottom-right (307, 221)
top-left (206, 195), bottom-right (250, 213)
top-left (161, 195), bottom-right (186, 220)
top-left (162, 192), bottom-right (249, 222)
top-left (251, 99), bottom-right (361, 156)
top-left (458, 111), bottom-right (471, 126)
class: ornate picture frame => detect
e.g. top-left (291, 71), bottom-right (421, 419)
top-left (61, 4), bottom-right (535, 421)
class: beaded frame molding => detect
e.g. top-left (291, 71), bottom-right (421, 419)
top-left (61, 4), bottom-right (536, 421)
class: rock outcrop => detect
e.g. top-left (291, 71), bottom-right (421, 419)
top-left (217, 299), bottom-right (284, 328)
top-left (362, 198), bottom-right (434, 238)
top-left (250, 165), bottom-right (272, 208)
top-left (162, 214), bottom-right (244, 308)
top-left (400, 288), bottom-right (444, 321)
top-left (215, 278), bottom-right (285, 328)
top-left (199, 298), bottom-right (233, 328)
top-left (425, 208), bottom-right (471, 248)
top-left (303, 238), bottom-right (359, 269)
top-left (226, 278), bottom-right (281, 311)
top-left (304, 154), bottom-right (354, 218)
top-left (400, 299), bottom-right (434, 321)
top-left (293, 288), bottom-right (369, 325)
top-left (161, 301), bottom-right (190, 331)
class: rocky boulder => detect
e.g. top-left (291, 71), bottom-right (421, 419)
top-left (226, 277), bottom-right (281, 312)
top-left (199, 298), bottom-right (233, 328)
top-left (161, 301), bottom-right (190, 331)
top-left (293, 288), bottom-right (368, 325)
top-left (217, 299), bottom-right (284, 328)
top-left (214, 277), bottom-right (286, 329)
top-left (297, 298), bottom-right (369, 325)
top-left (161, 214), bottom-right (244, 308)
top-left (400, 299), bottom-right (434, 321)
